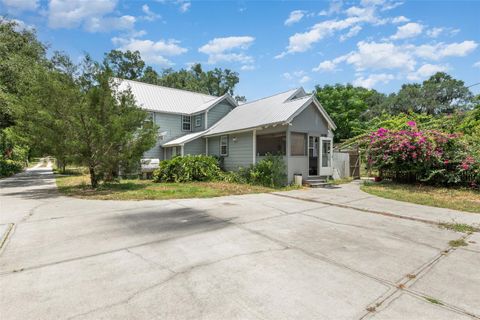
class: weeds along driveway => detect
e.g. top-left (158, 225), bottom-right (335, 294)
top-left (0, 166), bottom-right (479, 319)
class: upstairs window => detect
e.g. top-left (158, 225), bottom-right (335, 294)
top-left (182, 115), bottom-right (191, 131)
top-left (220, 135), bottom-right (228, 156)
top-left (195, 115), bottom-right (201, 127)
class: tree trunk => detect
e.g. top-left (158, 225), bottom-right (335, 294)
top-left (89, 166), bottom-right (98, 188)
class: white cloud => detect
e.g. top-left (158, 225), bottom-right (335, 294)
top-left (407, 63), bottom-right (448, 81)
top-left (2, 0), bottom-right (37, 11)
top-left (48, 0), bottom-right (135, 32)
top-left (0, 17), bottom-right (34, 30)
top-left (299, 75), bottom-right (311, 84)
top-left (426, 27), bottom-right (443, 38)
top-left (340, 25), bottom-right (362, 41)
top-left (276, 17), bottom-right (361, 57)
top-left (318, 0), bottom-right (342, 16)
top-left (312, 60), bottom-right (339, 72)
top-left (85, 15), bottom-right (135, 33)
top-left (199, 36), bottom-right (255, 66)
top-left (353, 73), bottom-right (394, 88)
top-left (391, 16), bottom-right (409, 24)
top-left (380, 1), bottom-right (403, 11)
top-left (285, 10), bottom-right (306, 26)
top-left (276, 4), bottom-right (384, 58)
top-left (313, 60), bottom-right (336, 72)
top-left (391, 22), bottom-right (423, 40)
top-left (414, 41), bottom-right (478, 60)
top-left (178, 1), bottom-right (190, 12)
top-left (345, 41), bottom-right (416, 71)
top-left (283, 70), bottom-right (310, 84)
top-left (112, 36), bottom-right (187, 66)
top-left (241, 65), bottom-right (255, 71)
top-left (142, 4), bottom-right (161, 21)
top-left (474, 61), bottom-right (480, 68)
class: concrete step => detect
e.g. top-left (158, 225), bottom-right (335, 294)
top-left (306, 182), bottom-right (330, 188)
top-left (304, 178), bottom-right (329, 188)
top-left (305, 179), bottom-right (327, 183)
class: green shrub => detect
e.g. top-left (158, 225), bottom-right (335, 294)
top-left (0, 159), bottom-right (23, 177)
top-left (248, 154), bottom-right (287, 188)
top-left (152, 155), bottom-right (222, 183)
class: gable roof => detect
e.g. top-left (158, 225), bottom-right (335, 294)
top-left (114, 78), bottom-right (236, 115)
top-left (205, 88), bottom-right (336, 136)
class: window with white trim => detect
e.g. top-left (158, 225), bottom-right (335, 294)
top-left (182, 115), bottom-right (191, 131)
top-left (195, 115), bottom-right (201, 127)
top-left (220, 135), bottom-right (228, 156)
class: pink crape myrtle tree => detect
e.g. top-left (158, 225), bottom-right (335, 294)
top-left (362, 121), bottom-right (480, 187)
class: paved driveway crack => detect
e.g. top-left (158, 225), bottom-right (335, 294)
top-left (65, 247), bottom-right (289, 320)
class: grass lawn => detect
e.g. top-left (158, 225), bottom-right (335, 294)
top-left (55, 169), bottom-right (286, 200)
top-left (329, 177), bottom-right (354, 185)
top-left (361, 181), bottom-right (480, 213)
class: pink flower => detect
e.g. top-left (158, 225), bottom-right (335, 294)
top-left (407, 121), bottom-right (417, 128)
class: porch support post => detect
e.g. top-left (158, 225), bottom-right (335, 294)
top-left (181, 145), bottom-right (184, 157)
top-left (205, 137), bottom-right (209, 155)
top-left (252, 129), bottom-right (256, 164)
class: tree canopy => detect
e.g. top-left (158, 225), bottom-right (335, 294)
top-left (104, 49), bottom-right (244, 100)
top-left (314, 72), bottom-right (475, 142)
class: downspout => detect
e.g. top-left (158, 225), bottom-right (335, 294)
top-left (206, 137), bottom-right (209, 155)
top-left (252, 129), bottom-right (256, 164)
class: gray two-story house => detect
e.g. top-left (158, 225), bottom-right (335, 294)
top-left (116, 78), bottom-right (336, 184)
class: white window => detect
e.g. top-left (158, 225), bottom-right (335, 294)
top-left (220, 135), bottom-right (228, 156)
top-left (146, 112), bottom-right (154, 122)
top-left (182, 115), bottom-right (191, 131)
top-left (158, 131), bottom-right (167, 141)
top-left (195, 115), bottom-right (201, 127)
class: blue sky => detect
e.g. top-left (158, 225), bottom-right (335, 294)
top-left (2, 0), bottom-right (479, 100)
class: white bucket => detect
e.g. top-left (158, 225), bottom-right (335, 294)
top-left (294, 174), bottom-right (303, 186)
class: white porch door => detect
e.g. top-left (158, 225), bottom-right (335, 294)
top-left (319, 137), bottom-right (333, 176)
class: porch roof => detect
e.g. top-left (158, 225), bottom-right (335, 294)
top-left (162, 130), bottom-right (208, 147)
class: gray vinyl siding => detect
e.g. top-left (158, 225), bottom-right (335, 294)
top-left (143, 140), bottom-right (162, 159)
top-left (184, 138), bottom-right (205, 155)
top-left (289, 103), bottom-right (328, 136)
top-left (223, 131), bottom-right (254, 171)
top-left (287, 103), bottom-right (330, 183)
top-left (192, 113), bottom-right (205, 132)
top-left (207, 102), bottom-right (234, 128)
top-left (154, 112), bottom-right (185, 144)
top-left (207, 136), bottom-right (220, 157)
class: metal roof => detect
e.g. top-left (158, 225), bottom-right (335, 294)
top-left (205, 88), bottom-right (316, 136)
top-left (162, 130), bottom-right (208, 147)
top-left (114, 78), bottom-right (229, 115)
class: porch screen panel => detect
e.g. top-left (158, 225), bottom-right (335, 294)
top-left (290, 132), bottom-right (307, 156)
top-left (256, 133), bottom-right (286, 156)
top-left (322, 140), bottom-right (332, 167)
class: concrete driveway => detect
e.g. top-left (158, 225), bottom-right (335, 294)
top-left (1, 166), bottom-right (479, 320)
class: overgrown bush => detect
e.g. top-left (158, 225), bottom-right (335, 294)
top-left (0, 159), bottom-right (23, 177)
top-left (361, 121), bottom-right (480, 187)
top-left (152, 155), bottom-right (222, 183)
top-left (248, 154), bottom-right (287, 188)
